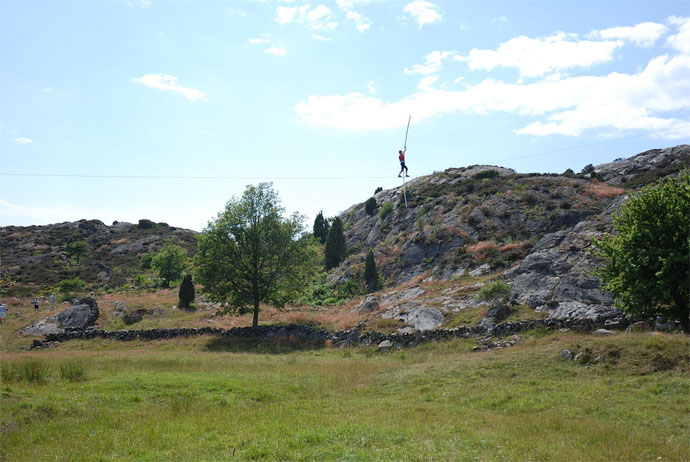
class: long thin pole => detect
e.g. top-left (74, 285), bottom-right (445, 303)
top-left (402, 115), bottom-right (411, 209)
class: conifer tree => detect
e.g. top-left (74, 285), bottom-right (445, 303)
top-left (364, 250), bottom-right (378, 293)
top-left (313, 211), bottom-right (325, 242)
top-left (178, 273), bottom-right (195, 310)
top-left (325, 217), bottom-right (347, 270)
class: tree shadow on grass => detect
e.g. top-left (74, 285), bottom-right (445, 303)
top-left (204, 336), bottom-right (327, 354)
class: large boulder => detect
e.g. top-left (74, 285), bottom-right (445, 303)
top-left (20, 298), bottom-right (99, 336)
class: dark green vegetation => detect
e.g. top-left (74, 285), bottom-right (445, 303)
top-left (364, 250), bottom-right (378, 293)
top-left (0, 219), bottom-right (197, 294)
top-left (312, 210), bottom-right (330, 245)
top-left (196, 183), bottom-right (319, 327)
top-left (178, 273), bottom-right (195, 310)
top-left (364, 197), bottom-right (377, 215)
top-left (595, 172), bottom-right (690, 332)
top-left (325, 217), bottom-right (347, 270)
top-left (1, 332), bottom-right (688, 461)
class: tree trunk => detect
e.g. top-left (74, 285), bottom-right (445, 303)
top-left (252, 299), bottom-right (260, 328)
top-left (672, 291), bottom-right (689, 334)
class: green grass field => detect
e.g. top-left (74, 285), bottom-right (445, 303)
top-left (1, 331), bottom-right (688, 461)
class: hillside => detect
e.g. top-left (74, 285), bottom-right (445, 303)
top-left (0, 219), bottom-right (198, 292)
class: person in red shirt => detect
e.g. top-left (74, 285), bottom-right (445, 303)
top-left (398, 148), bottom-right (409, 177)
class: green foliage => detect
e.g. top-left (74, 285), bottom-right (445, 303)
top-left (66, 240), bottom-right (89, 265)
top-left (471, 170), bottom-right (500, 180)
top-left (139, 251), bottom-right (155, 270)
top-left (137, 219), bottom-right (155, 229)
top-left (374, 186), bottom-right (383, 194)
top-left (313, 211), bottom-right (327, 244)
top-left (364, 197), bottom-right (377, 216)
top-left (562, 168), bottom-right (575, 175)
top-left (59, 361), bottom-right (87, 382)
top-left (325, 217), bottom-right (347, 270)
top-left (594, 172), bottom-right (690, 332)
top-left (151, 241), bottom-right (188, 288)
top-left (475, 280), bottom-right (511, 306)
top-left (364, 250), bottom-right (378, 293)
top-left (196, 183), bottom-right (320, 327)
top-left (378, 201), bottom-right (394, 220)
top-left (58, 277), bottom-right (86, 295)
top-left (178, 273), bottom-right (195, 309)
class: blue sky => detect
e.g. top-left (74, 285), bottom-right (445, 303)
top-left (1, 0), bottom-right (689, 231)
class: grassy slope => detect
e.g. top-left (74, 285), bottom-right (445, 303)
top-left (1, 332), bottom-right (688, 461)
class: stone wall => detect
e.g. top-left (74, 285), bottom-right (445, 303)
top-left (35, 316), bottom-right (629, 349)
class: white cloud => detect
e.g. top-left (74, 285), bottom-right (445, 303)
top-left (275, 4), bottom-right (337, 30)
top-left (367, 81), bottom-right (376, 95)
top-left (403, 1), bottom-right (442, 29)
top-left (666, 16), bottom-right (690, 54)
top-left (593, 21), bottom-right (668, 46)
top-left (41, 88), bottom-right (56, 93)
top-left (312, 34), bottom-right (331, 41)
top-left (404, 50), bottom-right (457, 75)
top-left (133, 74), bottom-right (206, 102)
top-left (249, 37), bottom-right (271, 45)
top-left (337, 0), bottom-right (372, 33)
top-left (126, 0), bottom-right (151, 8)
top-left (266, 46), bottom-right (287, 56)
top-left (458, 32), bottom-right (621, 77)
top-left (491, 16), bottom-right (508, 24)
top-left (294, 51), bottom-right (690, 138)
top-left (417, 76), bottom-right (437, 91)
top-left (15, 137), bottom-right (33, 144)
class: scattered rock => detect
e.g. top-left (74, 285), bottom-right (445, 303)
top-left (377, 340), bottom-right (392, 351)
top-left (355, 295), bottom-right (380, 312)
top-left (486, 305), bottom-right (511, 321)
top-left (594, 328), bottom-right (614, 335)
top-left (123, 313), bottom-right (143, 325)
top-left (469, 264), bottom-right (491, 277)
top-left (20, 297), bottom-right (99, 336)
top-left (559, 349), bottom-right (574, 360)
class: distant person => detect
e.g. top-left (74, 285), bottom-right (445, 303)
top-left (0, 303), bottom-right (6, 324)
top-left (49, 293), bottom-right (56, 310)
top-left (33, 297), bottom-right (39, 311)
top-left (398, 147), bottom-right (409, 178)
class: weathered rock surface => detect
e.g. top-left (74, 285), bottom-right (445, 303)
top-left (20, 297), bottom-right (99, 336)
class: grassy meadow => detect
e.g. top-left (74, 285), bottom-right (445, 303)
top-left (1, 331), bottom-right (688, 461)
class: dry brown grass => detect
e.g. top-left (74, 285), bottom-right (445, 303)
top-left (466, 241), bottom-right (500, 253)
top-left (584, 182), bottom-right (626, 198)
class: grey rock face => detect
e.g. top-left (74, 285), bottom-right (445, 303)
top-left (595, 145), bottom-right (689, 185)
top-left (20, 298), bottom-right (99, 336)
top-left (559, 349), bottom-right (574, 360)
top-left (382, 302), bottom-right (444, 331)
top-left (378, 340), bottom-right (392, 351)
top-left (355, 295), bottom-right (380, 312)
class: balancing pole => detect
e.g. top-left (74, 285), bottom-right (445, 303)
top-left (402, 115), bottom-right (411, 208)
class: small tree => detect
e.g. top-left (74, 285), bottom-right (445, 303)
top-left (66, 240), bottom-right (89, 266)
top-left (151, 241), bottom-right (187, 288)
top-left (196, 183), bottom-right (319, 327)
top-left (594, 172), bottom-right (689, 332)
top-left (325, 217), bottom-right (347, 270)
top-left (313, 211), bottom-right (325, 242)
top-left (178, 273), bottom-right (195, 310)
top-left (374, 187), bottom-right (383, 194)
top-left (364, 250), bottom-right (378, 293)
top-left (364, 197), bottom-right (377, 215)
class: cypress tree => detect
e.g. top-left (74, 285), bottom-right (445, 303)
top-left (364, 250), bottom-right (378, 293)
top-left (178, 273), bottom-right (195, 310)
top-left (313, 211), bottom-right (325, 242)
top-left (364, 197), bottom-right (377, 215)
top-left (321, 218), bottom-right (330, 244)
top-left (325, 217), bottom-right (347, 270)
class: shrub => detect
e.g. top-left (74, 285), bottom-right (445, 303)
top-left (475, 280), bottom-right (511, 306)
top-left (364, 197), bottom-right (377, 215)
top-left (472, 170), bottom-right (500, 180)
top-left (58, 277), bottom-right (86, 295)
top-left (364, 250), bottom-right (378, 293)
top-left (137, 219), bottom-right (155, 229)
top-left (379, 201), bottom-right (394, 220)
top-left (374, 187), bottom-right (383, 194)
top-left (178, 273), bottom-right (195, 309)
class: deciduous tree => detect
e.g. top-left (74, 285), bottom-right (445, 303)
top-left (594, 172), bottom-right (690, 332)
top-left (151, 241), bottom-right (187, 288)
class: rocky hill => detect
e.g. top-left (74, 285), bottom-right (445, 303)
top-left (332, 144), bottom-right (689, 324)
top-left (0, 219), bottom-right (198, 292)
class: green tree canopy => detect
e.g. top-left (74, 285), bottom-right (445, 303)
top-left (66, 240), bottom-right (90, 266)
top-left (195, 183), bottom-right (319, 327)
top-left (151, 241), bottom-right (188, 288)
top-left (325, 217), bottom-right (347, 270)
top-left (594, 172), bottom-right (690, 332)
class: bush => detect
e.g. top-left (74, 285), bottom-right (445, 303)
top-left (179, 273), bottom-right (195, 309)
top-left (374, 187), bottom-right (383, 194)
top-left (58, 277), bottom-right (86, 295)
top-left (364, 197), bottom-right (377, 215)
top-left (137, 219), bottom-right (156, 229)
top-left (472, 170), bottom-right (500, 180)
top-left (379, 201), bottom-right (394, 220)
top-left (364, 250), bottom-right (378, 293)
top-left (475, 280), bottom-right (511, 306)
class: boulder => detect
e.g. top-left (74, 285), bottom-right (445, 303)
top-left (559, 349), bottom-right (574, 360)
top-left (377, 340), bottom-right (392, 351)
top-left (355, 295), bottom-right (380, 312)
top-left (20, 298), bottom-right (99, 336)
top-left (486, 305), bottom-right (511, 321)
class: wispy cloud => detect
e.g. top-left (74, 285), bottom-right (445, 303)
top-left (294, 18), bottom-right (690, 139)
top-left (249, 37), bottom-right (271, 45)
top-left (266, 46), bottom-right (287, 56)
top-left (133, 74), bottom-right (206, 102)
top-left (404, 51), bottom-right (457, 75)
top-left (275, 4), bottom-right (338, 30)
top-left (312, 34), bottom-right (331, 41)
top-left (591, 21), bottom-right (668, 47)
top-left (125, 0), bottom-right (151, 8)
top-left (337, 0), bottom-right (372, 33)
top-left (403, 1), bottom-right (443, 29)
top-left (15, 137), bottom-right (34, 144)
